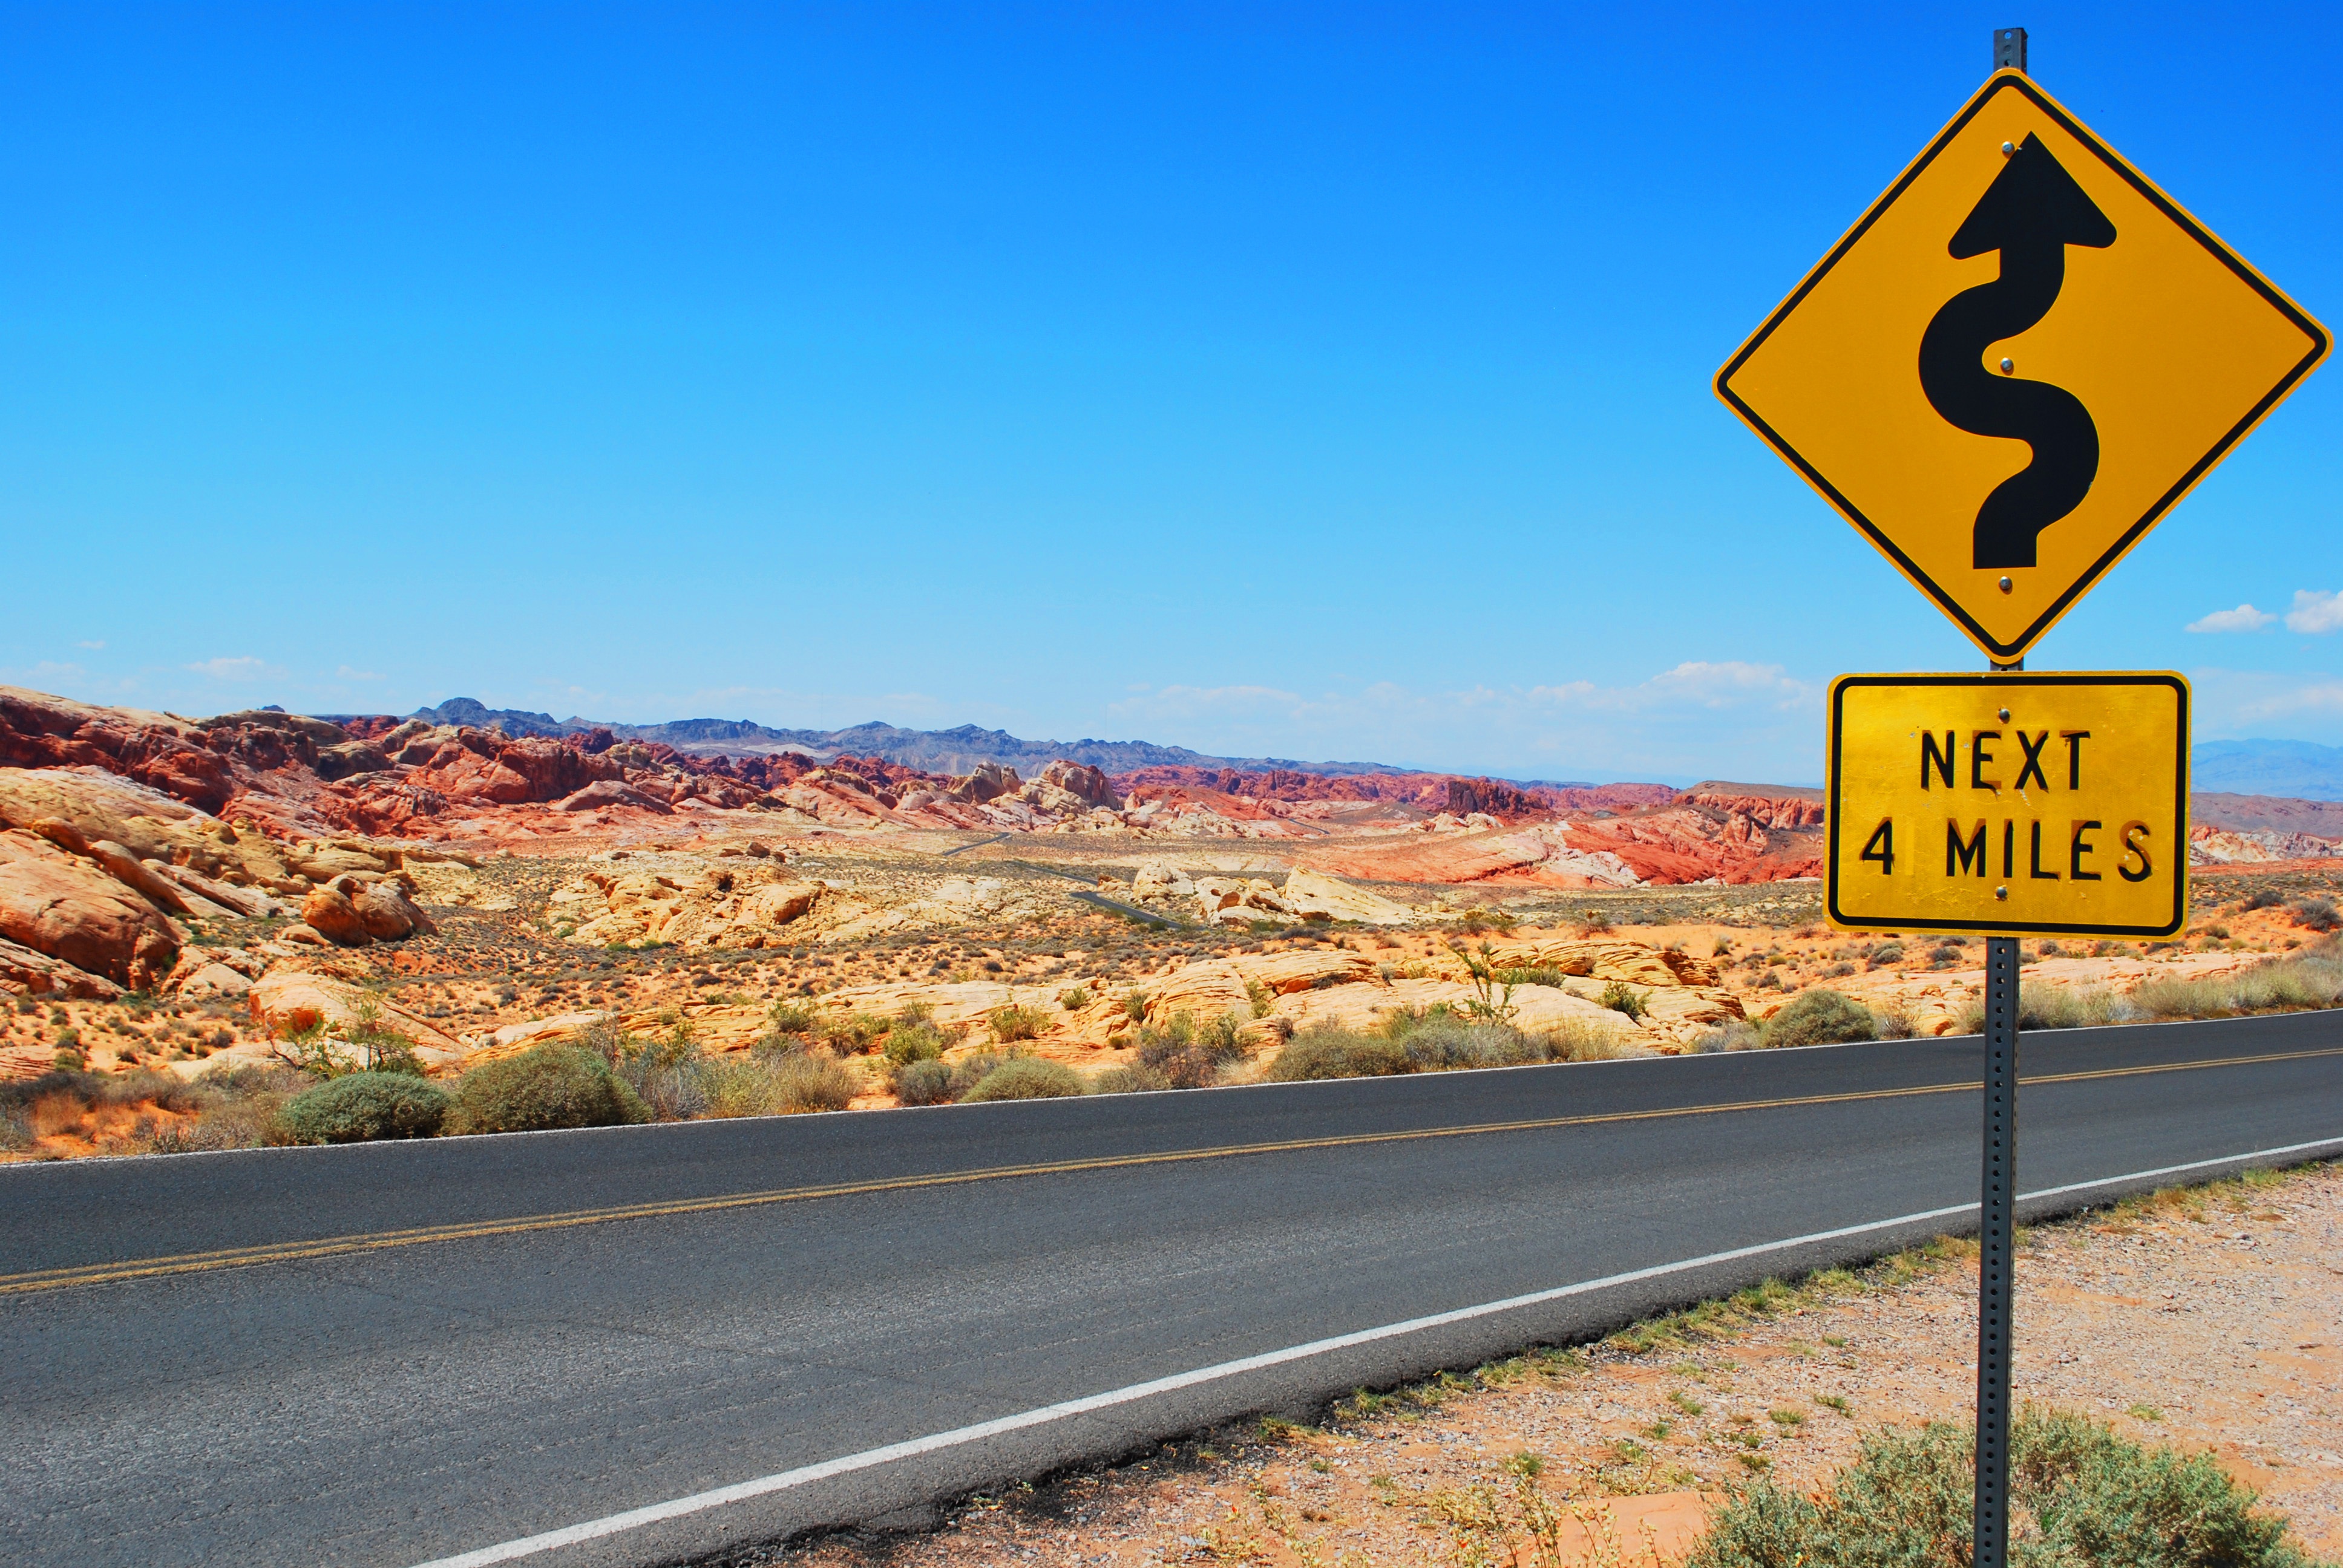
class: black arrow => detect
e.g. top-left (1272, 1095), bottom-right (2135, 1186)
top-left (1918, 134), bottom-right (2116, 570)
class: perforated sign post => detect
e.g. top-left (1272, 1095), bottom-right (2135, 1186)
top-left (1715, 28), bottom-right (2324, 1568)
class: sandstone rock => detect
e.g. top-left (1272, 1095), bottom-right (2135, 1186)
top-left (301, 886), bottom-right (372, 946)
top-left (83, 838), bottom-right (199, 916)
top-left (0, 935), bottom-right (125, 999)
top-left (555, 779), bottom-right (674, 815)
top-left (353, 880), bottom-right (432, 941)
top-left (289, 843), bottom-right (393, 883)
top-left (1131, 861), bottom-right (1197, 903)
top-left (0, 829), bottom-right (181, 989)
top-left (148, 861), bottom-right (283, 918)
top-left (1279, 870), bottom-right (1413, 926)
top-left (948, 762), bottom-right (1020, 805)
top-left (313, 739), bottom-right (391, 780)
top-left (177, 962), bottom-right (254, 1001)
top-left (247, 972), bottom-right (467, 1069)
top-left (1037, 760), bottom-right (1120, 809)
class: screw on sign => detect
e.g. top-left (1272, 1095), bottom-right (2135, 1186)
top-left (1714, 30), bottom-right (2324, 1568)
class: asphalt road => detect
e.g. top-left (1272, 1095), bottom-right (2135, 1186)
top-left (5, 1012), bottom-right (2340, 1567)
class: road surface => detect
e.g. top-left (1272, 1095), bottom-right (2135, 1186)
top-left (4, 1011), bottom-right (2339, 1567)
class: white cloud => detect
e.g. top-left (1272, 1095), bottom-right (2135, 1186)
top-left (186, 656), bottom-right (277, 682)
top-left (2183, 668), bottom-right (2343, 741)
top-left (2186, 604), bottom-right (2276, 633)
top-left (76, 640), bottom-right (105, 650)
top-left (2284, 590), bottom-right (2343, 635)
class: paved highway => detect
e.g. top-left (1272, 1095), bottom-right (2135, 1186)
top-left (4, 1013), bottom-right (2340, 1567)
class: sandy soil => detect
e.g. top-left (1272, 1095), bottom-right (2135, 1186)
top-left (746, 1164), bottom-right (2343, 1567)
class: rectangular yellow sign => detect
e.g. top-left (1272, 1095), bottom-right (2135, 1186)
top-left (1826, 672), bottom-right (2188, 938)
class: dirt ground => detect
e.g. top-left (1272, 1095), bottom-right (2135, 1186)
top-left (746, 1163), bottom-right (2343, 1567)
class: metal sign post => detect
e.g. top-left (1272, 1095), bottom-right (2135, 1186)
top-left (1979, 39), bottom-right (2027, 1564)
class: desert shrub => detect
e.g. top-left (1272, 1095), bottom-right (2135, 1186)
top-left (1119, 989), bottom-right (1150, 1023)
top-left (1090, 1064), bottom-right (1168, 1095)
top-left (1687, 1408), bottom-right (2324, 1568)
top-left (1392, 1014), bottom-right (1542, 1071)
top-left (943, 1051), bottom-right (1003, 1099)
top-left (961, 1057), bottom-right (1085, 1102)
top-left (0, 1104), bottom-right (33, 1151)
top-left (1598, 981), bottom-right (1647, 1021)
top-left (698, 1057), bottom-right (778, 1118)
top-left (1136, 1010), bottom-right (1249, 1089)
top-left (1494, 965), bottom-right (1567, 988)
top-left (448, 1045), bottom-right (650, 1135)
top-left (1578, 908), bottom-right (1614, 933)
top-left (1762, 988), bottom-right (1878, 1048)
top-left (1264, 1026), bottom-right (1414, 1082)
top-left (280, 1072), bottom-right (450, 1143)
top-left (1865, 942), bottom-right (1904, 970)
top-left (1244, 978), bottom-right (1274, 1018)
top-left (2239, 887), bottom-right (2285, 911)
top-left (1541, 1018), bottom-right (1630, 1062)
top-left (893, 1058), bottom-right (955, 1106)
top-left (2289, 897), bottom-right (2339, 932)
top-left (1873, 1007), bottom-right (1917, 1039)
top-left (987, 1002), bottom-right (1050, 1044)
top-left (765, 1052), bottom-right (859, 1113)
top-left (883, 1019), bottom-right (951, 1069)
top-left (1693, 1019), bottom-right (1765, 1053)
top-left (763, 998), bottom-right (819, 1039)
top-left (1058, 985), bottom-right (1092, 1010)
top-left (818, 1011), bottom-right (890, 1054)
top-left (267, 996), bottom-right (426, 1080)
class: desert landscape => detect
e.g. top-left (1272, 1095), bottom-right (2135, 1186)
top-left (4, 681), bottom-right (2339, 1157)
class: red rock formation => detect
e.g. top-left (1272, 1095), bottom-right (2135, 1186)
top-left (1110, 765), bottom-right (1673, 822)
top-left (0, 829), bottom-right (181, 989)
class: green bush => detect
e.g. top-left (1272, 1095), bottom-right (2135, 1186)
top-left (1598, 980), bottom-right (1648, 1021)
top-left (987, 1002), bottom-right (1050, 1044)
top-left (1090, 1064), bottom-right (1168, 1095)
top-left (1688, 1408), bottom-right (2325, 1568)
top-left (1762, 988), bottom-right (1878, 1049)
top-left (1264, 1027), bottom-right (1414, 1082)
top-left (893, 1057), bottom-right (955, 1106)
top-left (280, 1071), bottom-right (451, 1143)
top-left (766, 1052), bottom-right (859, 1112)
top-left (960, 1057), bottom-right (1086, 1102)
top-left (883, 1019), bottom-right (950, 1068)
top-left (448, 1045), bottom-right (651, 1135)
top-left (1136, 1010), bottom-right (1250, 1089)
top-left (816, 1011), bottom-right (890, 1054)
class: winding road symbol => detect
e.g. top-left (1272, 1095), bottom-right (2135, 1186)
top-left (1713, 69), bottom-right (2327, 663)
top-left (1918, 136), bottom-right (2116, 570)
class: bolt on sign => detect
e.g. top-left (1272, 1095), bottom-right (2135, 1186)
top-left (1717, 70), bottom-right (2328, 662)
top-left (1825, 673), bottom-right (2188, 938)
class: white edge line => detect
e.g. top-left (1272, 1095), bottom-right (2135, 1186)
top-left (410, 1135), bottom-right (2343, 1568)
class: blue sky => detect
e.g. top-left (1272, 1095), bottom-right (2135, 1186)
top-left (4, 3), bottom-right (2338, 783)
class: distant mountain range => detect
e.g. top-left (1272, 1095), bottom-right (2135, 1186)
top-left (2191, 739), bottom-right (2343, 802)
top-left (374, 699), bottom-right (1601, 787)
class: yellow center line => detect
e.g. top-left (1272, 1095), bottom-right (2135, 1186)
top-left (5, 1044), bottom-right (2336, 1299)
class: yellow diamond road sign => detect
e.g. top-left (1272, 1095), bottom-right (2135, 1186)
top-left (1826, 671), bottom-right (2189, 939)
top-left (1719, 71), bottom-right (2328, 663)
